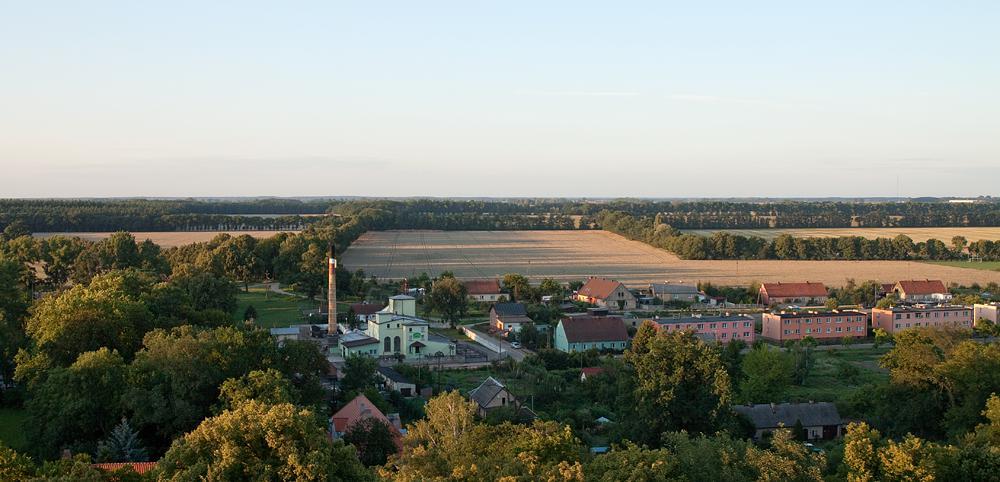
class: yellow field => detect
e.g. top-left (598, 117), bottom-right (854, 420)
top-left (342, 230), bottom-right (1000, 287)
top-left (33, 231), bottom-right (298, 247)
top-left (681, 227), bottom-right (1000, 242)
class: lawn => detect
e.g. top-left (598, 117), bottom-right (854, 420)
top-left (233, 287), bottom-right (319, 328)
top-left (922, 260), bottom-right (1000, 272)
top-left (0, 407), bottom-right (28, 451)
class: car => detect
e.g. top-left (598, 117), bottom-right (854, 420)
top-left (510, 341), bottom-right (522, 349)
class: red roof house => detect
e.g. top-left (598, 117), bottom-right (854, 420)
top-left (330, 394), bottom-right (401, 447)
top-left (574, 278), bottom-right (637, 310)
top-left (463, 279), bottom-right (504, 302)
top-left (92, 462), bottom-right (158, 475)
top-left (759, 282), bottom-right (829, 306)
top-left (580, 367), bottom-right (607, 382)
top-left (893, 280), bottom-right (951, 301)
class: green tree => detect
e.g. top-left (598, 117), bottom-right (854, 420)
top-left (155, 400), bottom-right (372, 481)
top-left (96, 418), bottom-right (147, 462)
top-left (341, 416), bottom-right (397, 467)
top-left (428, 277), bottom-right (468, 327)
top-left (217, 368), bottom-right (295, 411)
top-left (0, 443), bottom-right (36, 481)
top-left (502, 273), bottom-right (532, 302)
top-left (622, 322), bottom-right (733, 444)
top-left (244, 304), bottom-right (258, 321)
top-left (740, 346), bottom-right (794, 403)
top-left (340, 354), bottom-right (378, 394)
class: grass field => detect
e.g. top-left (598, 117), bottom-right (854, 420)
top-left (785, 347), bottom-right (889, 411)
top-left (234, 287), bottom-right (316, 328)
top-left (342, 230), bottom-right (1000, 287)
top-left (922, 260), bottom-right (1000, 272)
top-left (0, 408), bottom-right (28, 451)
top-left (34, 231), bottom-right (299, 247)
top-left (682, 227), bottom-right (1000, 242)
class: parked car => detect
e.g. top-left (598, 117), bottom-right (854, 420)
top-left (510, 341), bottom-right (522, 349)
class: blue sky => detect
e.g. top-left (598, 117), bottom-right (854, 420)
top-left (1, 1), bottom-right (998, 197)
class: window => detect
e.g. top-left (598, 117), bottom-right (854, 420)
top-left (784, 330), bottom-right (790, 335)
top-left (744, 332), bottom-right (751, 337)
top-left (697, 324), bottom-right (704, 330)
top-left (722, 323), bottom-right (728, 328)
top-left (895, 324), bottom-right (900, 328)
top-left (744, 322), bottom-right (752, 327)
top-left (895, 314), bottom-right (901, 320)
top-left (721, 333), bottom-right (727, 338)
top-left (805, 319), bottom-right (812, 324)
top-left (836, 327), bottom-right (842, 332)
top-left (826, 328), bottom-right (832, 333)
top-left (709, 324), bottom-right (716, 329)
top-left (785, 320), bottom-right (791, 325)
top-left (806, 328), bottom-right (811, 334)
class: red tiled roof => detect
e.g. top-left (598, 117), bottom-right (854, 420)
top-left (761, 282), bottom-right (828, 298)
top-left (463, 279), bottom-right (502, 295)
top-left (880, 283), bottom-right (896, 294)
top-left (560, 316), bottom-right (628, 343)
top-left (581, 367), bottom-right (606, 377)
top-left (92, 462), bottom-right (157, 474)
top-left (331, 394), bottom-right (392, 433)
top-left (896, 279), bottom-right (947, 295)
top-left (351, 303), bottom-right (384, 315)
top-left (577, 278), bottom-right (624, 299)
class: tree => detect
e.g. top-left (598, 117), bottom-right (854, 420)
top-left (244, 304), bottom-right (258, 322)
top-left (951, 235), bottom-right (968, 255)
top-left (96, 418), bottom-right (147, 462)
top-left (0, 443), bottom-right (35, 481)
top-left (538, 278), bottom-right (564, 301)
top-left (341, 416), bottom-right (397, 467)
top-left (169, 264), bottom-right (239, 313)
top-left (740, 346), bottom-right (794, 403)
top-left (217, 369), bottom-right (295, 411)
top-left (622, 323), bottom-right (733, 444)
top-left (155, 400), bottom-right (372, 481)
top-left (23, 348), bottom-right (128, 458)
top-left (340, 354), bottom-right (378, 394)
top-left (825, 297), bottom-right (840, 310)
top-left (427, 277), bottom-right (468, 327)
top-left (502, 273), bottom-right (532, 301)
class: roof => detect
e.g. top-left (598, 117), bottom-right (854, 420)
top-left (351, 303), bottom-right (384, 315)
top-left (492, 302), bottom-right (528, 317)
top-left (767, 310), bottom-right (867, 319)
top-left (578, 278), bottom-right (625, 299)
top-left (498, 315), bottom-right (532, 325)
top-left (880, 283), bottom-right (896, 294)
top-left (468, 376), bottom-right (510, 408)
top-left (581, 367), bottom-right (606, 377)
top-left (340, 331), bottom-right (379, 347)
top-left (761, 282), bottom-right (828, 298)
top-left (463, 279), bottom-right (502, 295)
top-left (331, 394), bottom-right (392, 433)
top-left (896, 279), bottom-right (948, 295)
top-left (377, 366), bottom-right (413, 384)
top-left (92, 462), bottom-right (158, 474)
top-left (875, 304), bottom-right (971, 313)
top-left (733, 402), bottom-right (843, 429)
top-left (269, 327), bottom-right (299, 336)
top-left (559, 316), bottom-right (628, 343)
top-left (409, 341), bottom-right (426, 348)
top-left (389, 294), bottom-right (415, 300)
top-left (650, 283), bottom-right (700, 295)
top-left (654, 314), bottom-right (754, 325)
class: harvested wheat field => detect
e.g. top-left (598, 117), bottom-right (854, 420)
top-left (682, 227), bottom-right (1000, 243)
top-left (342, 230), bottom-right (1000, 288)
top-left (33, 231), bottom-right (298, 247)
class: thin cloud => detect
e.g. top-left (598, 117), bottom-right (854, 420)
top-left (516, 90), bottom-right (640, 97)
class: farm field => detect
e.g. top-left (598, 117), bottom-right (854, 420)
top-left (33, 230), bottom-right (299, 247)
top-left (681, 227), bottom-right (1000, 242)
top-left (342, 230), bottom-right (1000, 287)
top-left (922, 260), bottom-right (1000, 272)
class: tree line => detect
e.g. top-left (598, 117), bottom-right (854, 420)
top-left (596, 210), bottom-right (1000, 260)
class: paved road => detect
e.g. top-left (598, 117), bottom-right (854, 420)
top-left (462, 325), bottom-right (529, 361)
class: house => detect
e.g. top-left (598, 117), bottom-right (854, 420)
top-left (759, 282), bottom-right (829, 306)
top-left (575, 277), bottom-right (637, 310)
top-left (491, 302), bottom-right (532, 334)
top-left (762, 310), bottom-right (868, 342)
top-left (580, 367), bottom-right (606, 382)
top-left (649, 314), bottom-right (755, 344)
top-left (468, 376), bottom-right (519, 418)
top-left (872, 304), bottom-right (973, 334)
top-left (974, 303), bottom-right (1000, 325)
top-left (893, 279), bottom-right (951, 302)
top-left (464, 279), bottom-right (505, 303)
top-left (350, 303), bottom-right (384, 324)
top-left (339, 295), bottom-right (455, 359)
top-left (377, 366), bottom-right (417, 397)
top-left (734, 402), bottom-right (845, 440)
top-left (554, 316), bottom-right (629, 353)
top-left (649, 283), bottom-right (702, 303)
top-left (269, 326), bottom-right (299, 343)
top-left (330, 394), bottom-right (402, 446)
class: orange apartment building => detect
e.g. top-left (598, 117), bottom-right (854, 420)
top-left (762, 310), bottom-right (868, 342)
top-left (871, 305), bottom-right (973, 334)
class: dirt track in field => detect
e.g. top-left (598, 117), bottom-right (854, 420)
top-left (342, 230), bottom-right (1000, 287)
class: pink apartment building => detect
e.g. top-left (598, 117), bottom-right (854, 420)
top-left (762, 310), bottom-right (868, 342)
top-left (651, 314), bottom-right (755, 344)
top-left (872, 305), bottom-right (973, 334)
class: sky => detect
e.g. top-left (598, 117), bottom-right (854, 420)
top-left (1, 1), bottom-right (999, 198)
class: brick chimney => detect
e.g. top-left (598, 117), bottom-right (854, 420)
top-left (328, 244), bottom-right (337, 336)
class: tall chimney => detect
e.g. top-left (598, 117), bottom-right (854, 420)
top-left (328, 244), bottom-right (337, 335)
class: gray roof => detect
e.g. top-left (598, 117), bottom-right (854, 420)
top-left (656, 314), bottom-right (754, 326)
top-left (377, 366), bottom-right (413, 384)
top-left (492, 302), bottom-right (528, 317)
top-left (340, 330), bottom-right (379, 348)
top-left (468, 376), bottom-right (510, 408)
top-left (650, 283), bottom-right (700, 295)
top-left (270, 327), bottom-right (299, 336)
top-left (733, 402), bottom-right (843, 429)
top-left (390, 295), bottom-right (416, 300)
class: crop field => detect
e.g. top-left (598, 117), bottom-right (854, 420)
top-left (681, 227), bottom-right (1000, 242)
top-left (33, 230), bottom-right (299, 247)
top-left (342, 230), bottom-right (1000, 287)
